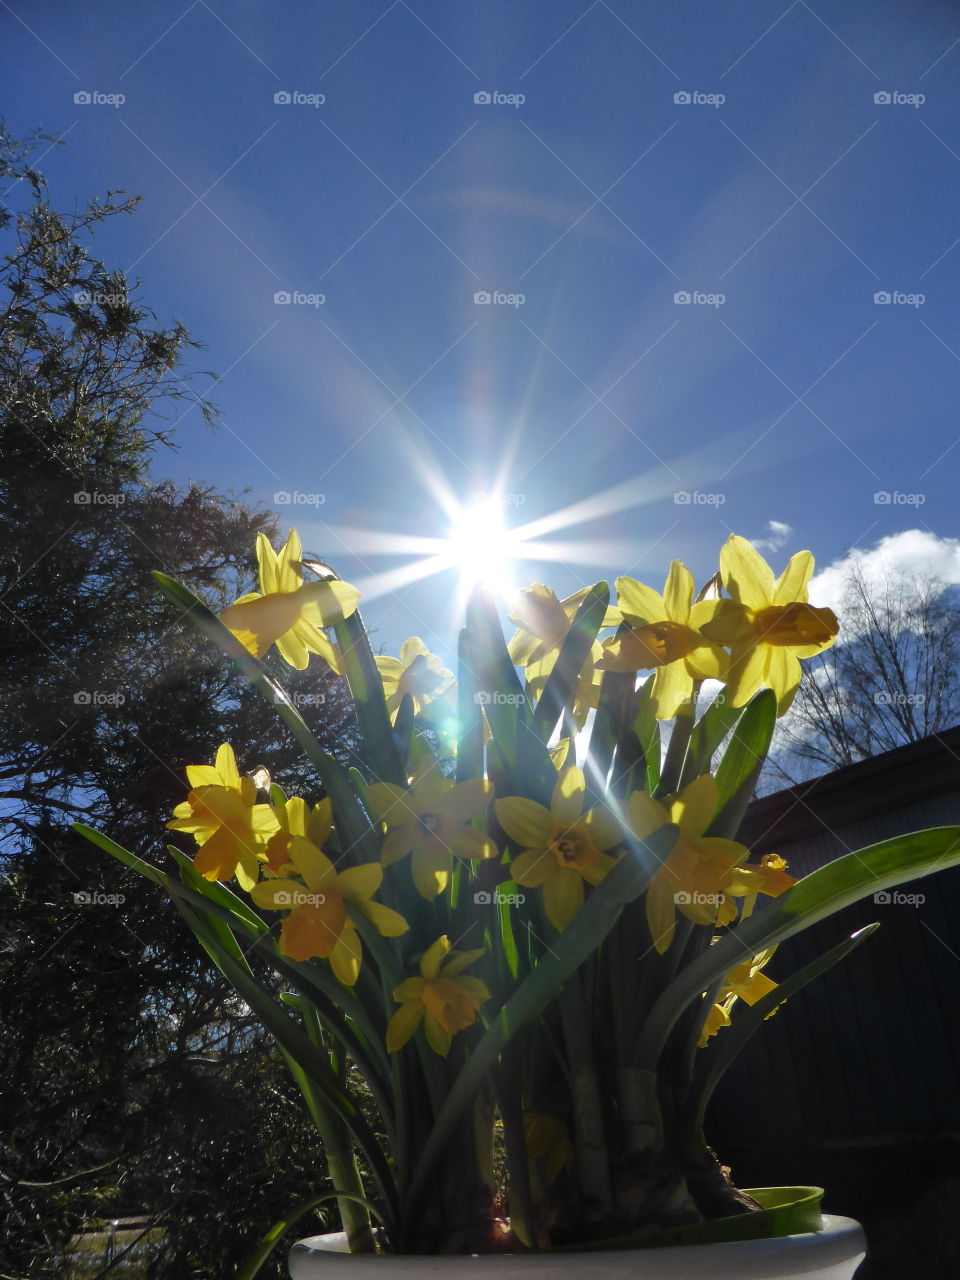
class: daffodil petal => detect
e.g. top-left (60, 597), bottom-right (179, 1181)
top-left (386, 1000), bottom-right (425, 1052)
top-left (495, 797), bottom-right (553, 847)
top-left (542, 869), bottom-right (583, 932)
top-left (551, 768), bottom-right (585, 825)
top-left (721, 536), bottom-right (776, 609)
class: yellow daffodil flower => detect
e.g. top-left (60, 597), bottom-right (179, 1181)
top-left (220, 529), bottom-right (360, 672)
top-left (365, 757), bottom-right (496, 900)
top-left (250, 827), bottom-right (407, 983)
top-left (525, 659), bottom-right (602, 732)
top-left (507, 584), bottom-right (620, 682)
top-left (724, 852), bottom-right (797, 919)
top-left (699, 535), bottom-right (839, 714)
top-left (167, 744), bottom-right (279, 890)
top-left (597, 562), bottom-right (728, 719)
top-left (375, 637), bottom-right (455, 721)
top-left (699, 948), bottom-right (781, 1046)
top-left (495, 768), bottom-right (621, 932)
top-left (386, 935), bottom-right (490, 1056)
top-left (624, 775), bottom-right (749, 953)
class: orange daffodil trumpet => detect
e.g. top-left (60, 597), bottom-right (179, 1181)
top-left (699, 535), bottom-right (839, 714)
top-left (221, 529), bottom-right (360, 672)
top-left (386, 935), bottom-right (491, 1057)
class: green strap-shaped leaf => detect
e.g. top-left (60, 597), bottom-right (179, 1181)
top-left (531, 582), bottom-right (609, 741)
top-left (456, 626), bottom-right (483, 783)
top-left (168, 884), bottom-right (400, 1225)
top-left (331, 601), bottom-right (406, 787)
top-left (636, 826), bottom-right (960, 1071)
top-left (709, 688), bottom-right (776, 837)
top-left (685, 923), bottom-right (880, 1138)
top-left (680, 692), bottom-right (744, 789)
top-left (402, 823), bottom-right (679, 1224)
top-left (237, 1191), bottom-right (387, 1279)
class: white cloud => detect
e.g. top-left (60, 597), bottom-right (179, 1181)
top-left (749, 520), bottom-right (792, 553)
top-left (809, 530), bottom-right (960, 617)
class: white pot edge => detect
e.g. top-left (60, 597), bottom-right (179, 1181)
top-left (289, 1214), bottom-right (866, 1279)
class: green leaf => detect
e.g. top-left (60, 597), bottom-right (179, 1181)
top-left (237, 1190), bottom-right (388, 1279)
top-left (637, 826), bottom-right (960, 1071)
top-left (403, 823), bottom-right (679, 1223)
top-left (685, 924), bottom-right (880, 1137)
top-left (680, 692), bottom-right (744, 789)
top-left (330, 601), bottom-right (406, 786)
top-left (710, 688), bottom-right (776, 836)
top-left (168, 884), bottom-right (399, 1224)
top-left (531, 582), bottom-right (608, 740)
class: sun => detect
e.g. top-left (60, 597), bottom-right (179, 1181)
top-left (444, 497), bottom-right (520, 596)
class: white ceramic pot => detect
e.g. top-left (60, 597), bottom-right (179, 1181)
top-left (289, 1214), bottom-right (865, 1279)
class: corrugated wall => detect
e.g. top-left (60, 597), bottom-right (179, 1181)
top-left (708, 787), bottom-right (960, 1150)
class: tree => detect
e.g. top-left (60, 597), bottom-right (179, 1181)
top-left (763, 561), bottom-right (960, 788)
top-left (0, 126), bottom-right (358, 1276)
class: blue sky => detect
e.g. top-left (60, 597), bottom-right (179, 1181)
top-left (4, 0), bottom-right (960, 665)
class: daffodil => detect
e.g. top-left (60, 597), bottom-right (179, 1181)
top-left (724, 852), bottom-right (797, 918)
top-left (507, 584), bottom-right (620, 682)
top-left (624, 774), bottom-right (749, 953)
top-left (597, 562), bottom-right (728, 719)
top-left (220, 529), bottom-right (360, 672)
top-left (167, 744), bottom-right (279, 890)
top-left (699, 535), bottom-right (839, 714)
top-left (699, 948), bottom-right (781, 1046)
top-left (375, 637), bottom-right (454, 721)
top-left (250, 828), bottom-right (407, 982)
top-left (386, 935), bottom-right (490, 1056)
top-left (365, 757), bottom-right (496, 899)
top-left (495, 768), bottom-right (621, 932)
top-left (525, 660), bottom-right (602, 732)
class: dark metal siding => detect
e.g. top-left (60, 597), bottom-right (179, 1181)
top-left (708, 769), bottom-right (960, 1151)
